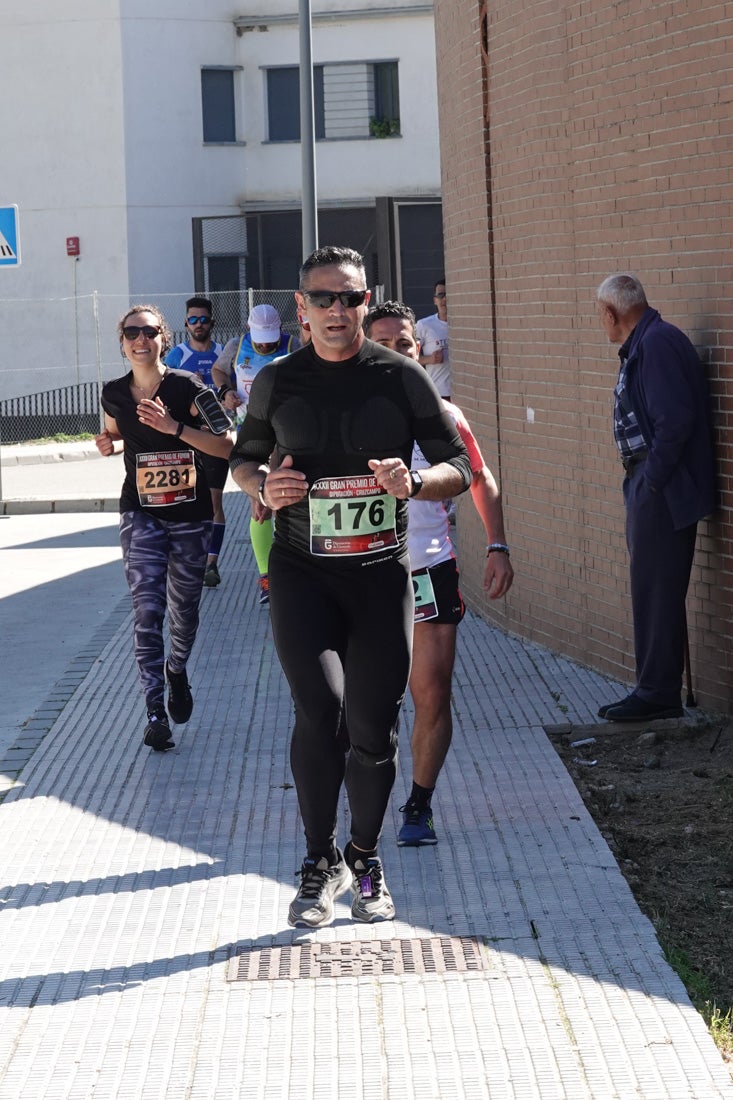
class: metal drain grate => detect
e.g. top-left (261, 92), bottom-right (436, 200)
top-left (227, 936), bottom-right (491, 981)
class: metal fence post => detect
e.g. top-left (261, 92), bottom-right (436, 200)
top-left (93, 290), bottom-right (104, 433)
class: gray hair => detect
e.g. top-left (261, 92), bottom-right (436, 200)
top-left (596, 273), bottom-right (648, 314)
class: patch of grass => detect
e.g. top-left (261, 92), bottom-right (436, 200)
top-left (23, 433), bottom-right (95, 445)
top-left (661, 938), bottom-right (733, 1061)
top-left (708, 1005), bottom-right (733, 1062)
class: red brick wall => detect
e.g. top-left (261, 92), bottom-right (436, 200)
top-left (434, 0), bottom-right (733, 710)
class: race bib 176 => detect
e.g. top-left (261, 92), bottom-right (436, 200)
top-left (309, 475), bottom-right (397, 556)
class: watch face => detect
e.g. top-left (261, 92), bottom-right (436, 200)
top-left (410, 470), bottom-right (423, 496)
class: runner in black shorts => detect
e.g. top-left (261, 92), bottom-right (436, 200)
top-left (97, 304), bottom-right (234, 752)
top-left (364, 302), bottom-right (513, 846)
top-left (229, 247), bottom-right (472, 926)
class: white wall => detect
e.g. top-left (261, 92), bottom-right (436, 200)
top-left (118, 0), bottom-right (248, 297)
top-left (0, 2), bottom-right (130, 394)
top-left (0, 0), bottom-right (440, 399)
top-left (0, 0), bottom-right (247, 394)
top-left (235, 10), bottom-right (441, 204)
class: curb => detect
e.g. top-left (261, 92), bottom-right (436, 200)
top-left (1, 497), bottom-right (119, 515)
top-left (0, 442), bottom-right (101, 466)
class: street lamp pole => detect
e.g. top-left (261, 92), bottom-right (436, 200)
top-left (299, 0), bottom-right (318, 259)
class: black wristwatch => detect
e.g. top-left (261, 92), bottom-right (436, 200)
top-left (408, 470), bottom-right (424, 498)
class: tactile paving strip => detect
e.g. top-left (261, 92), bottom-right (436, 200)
top-left (227, 936), bottom-right (492, 981)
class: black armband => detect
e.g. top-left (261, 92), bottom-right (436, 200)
top-left (194, 389), bottom-right (232, 434)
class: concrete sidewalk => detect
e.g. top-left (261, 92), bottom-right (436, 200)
top-left (0, 454), bottom-right (731, 1098)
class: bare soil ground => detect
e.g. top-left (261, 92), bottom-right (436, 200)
top-left (548, 713), bottom-right (733, 1062)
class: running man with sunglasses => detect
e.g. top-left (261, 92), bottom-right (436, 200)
top-left (96, 304), bottom-right (234, 752)
top-left (229, 247), bottom-right (472, 927)
top-left (165, 296), bottom-right (227, 587)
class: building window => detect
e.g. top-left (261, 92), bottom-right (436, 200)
top-left (371, 62), bottom-right (400, 137)
top-left (201, 68), bottom-right (240, 143)
top-left (266, 66), bottom-right (325, 141)
top-left (265, 61), bottom-right (399, 142)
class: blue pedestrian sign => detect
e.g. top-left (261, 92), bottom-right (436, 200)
top-left (0, 206), bottom-right (21, 267)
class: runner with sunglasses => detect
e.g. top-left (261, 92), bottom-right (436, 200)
top-left (164, 296), bottom-right (227, 588)
top-left (229, 247), bottom-right (472, 926)
top-left (96, 304), bottom-right (235, 752)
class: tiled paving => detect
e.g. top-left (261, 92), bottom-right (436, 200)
top-left (0, 492), bottom-right (731, 1099)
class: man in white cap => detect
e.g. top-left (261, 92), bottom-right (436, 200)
top-left (212, 304), bottom-right (300, 603)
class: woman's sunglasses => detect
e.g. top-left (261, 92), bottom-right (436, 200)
top-left (122, 325), bottom-right (161, 340)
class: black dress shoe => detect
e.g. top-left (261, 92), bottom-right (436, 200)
top-left (598, 694), bottom-right (636, 719)
top-left (603, 697), bottom-right (683, 723)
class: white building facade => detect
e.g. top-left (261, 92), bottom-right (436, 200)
top-left (0, 0), bottom-right (443, 402)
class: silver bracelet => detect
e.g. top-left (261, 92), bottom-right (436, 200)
top-left (487, 543), bottom-right (510, 557)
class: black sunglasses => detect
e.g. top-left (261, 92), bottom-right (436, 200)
top-left (122, 325), bottom-right (161, 340)
top-left (303, 290), bottom-right (368, 309)
top-left (186, 315), bottom-right (212, 325)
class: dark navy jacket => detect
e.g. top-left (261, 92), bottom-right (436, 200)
top-left (620, 308), bottom-right (716, 530)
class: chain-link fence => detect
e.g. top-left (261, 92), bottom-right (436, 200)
top-left (0, 288), bottom-right (301, 445)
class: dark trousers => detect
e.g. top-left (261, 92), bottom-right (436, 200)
top-left (624, 470), bottom-right (697, 706)
top-left (268, 544), bottom-right (413, 858)
top-left (120, 511), bottom-right (211, 712)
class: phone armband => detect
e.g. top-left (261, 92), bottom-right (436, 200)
top-left (194, 389), bottom-right (232, 435)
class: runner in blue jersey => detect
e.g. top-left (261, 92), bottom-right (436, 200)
top-left (165, 296), bottom-right (224, 384)
top-left (165, 297), bottom-right (228, 587)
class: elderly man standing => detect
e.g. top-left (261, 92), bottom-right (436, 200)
top-left (595, 274), bottom-right (715, 722)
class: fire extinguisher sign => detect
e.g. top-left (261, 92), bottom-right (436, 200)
top-left (0, 206), bottom-right (21, 267)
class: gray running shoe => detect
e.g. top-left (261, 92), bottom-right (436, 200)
top-left (349, 854), bottom-right (395, 923)
top-left (288, 853), bottom-right (351, 928)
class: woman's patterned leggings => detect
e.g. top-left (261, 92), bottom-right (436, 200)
top-left (119, 511), bottom-right (212, 713)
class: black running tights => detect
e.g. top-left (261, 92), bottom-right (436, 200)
top-left (268, 544), bottom-right (413, 858)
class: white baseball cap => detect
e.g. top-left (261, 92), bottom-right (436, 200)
top-left (248, 303), bottom-right (281, 344)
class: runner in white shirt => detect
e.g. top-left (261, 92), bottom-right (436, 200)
top-left (364, 301), bottom-right (514, 845)
top-left (416, 277), bottom-right (451, 398)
